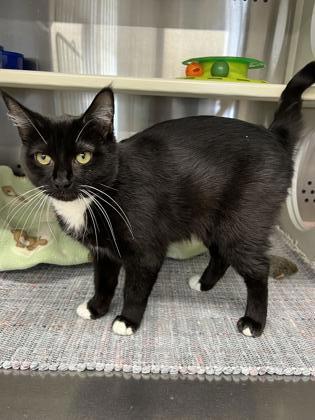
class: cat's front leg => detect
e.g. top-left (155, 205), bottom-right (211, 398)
top-left (77, 254), bottom-right (121, 320)
top-left (112, 260), bottom-right (162, 336)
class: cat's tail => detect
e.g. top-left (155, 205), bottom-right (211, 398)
top-left (269, 61), bottom-right (315, 153)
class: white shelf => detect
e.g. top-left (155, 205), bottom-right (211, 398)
top-left (1, 69), bottom-right (315, 103)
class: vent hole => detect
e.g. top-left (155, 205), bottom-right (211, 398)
top-left (305, 198), bottom-right (309, 203)
top-left (311, 190), bottom-right (314, 194)
top-left (308, 181), bottom-right (312, 185)
top-left (302, 189), bottom-right (306, 193)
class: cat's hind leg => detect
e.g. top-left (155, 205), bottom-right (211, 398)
top-left (231, 248), bottom-right (269, 338)
top-left (189, 243), bottom-right (229, 292)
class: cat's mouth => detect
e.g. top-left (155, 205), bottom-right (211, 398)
top-left (47, 190), bottom-right (79, 202)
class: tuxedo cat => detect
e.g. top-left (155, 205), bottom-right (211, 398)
top-left (2, 62), bottom-right (314, 338)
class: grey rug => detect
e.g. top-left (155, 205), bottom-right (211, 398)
top-left (0, 229), bottom-right (314, 376)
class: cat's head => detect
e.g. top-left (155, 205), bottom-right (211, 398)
top-left (1, 88), bottom-right (118, 201)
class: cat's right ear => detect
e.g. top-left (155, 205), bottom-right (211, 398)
top-left (82, 88), bottom-right (114, 136)
top-left (1, 90), bottom-right (47, 144)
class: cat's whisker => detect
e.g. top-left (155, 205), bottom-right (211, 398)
top-left (30, 191), bottom-right (47, 230)
top-left (19, 190), bottom-right (47, 238)
top-left (80, 195), bottom-right (89, 243)
top-left (27, 197), bottom-right (43, 232)
top-left (82, 186), bottom-right (134, 239)
top-left (19, 109), bottom-right (47, 144)
top-left (35, 194), bottom-right (49, 239)
top-left (78, 192), bottom-right (86, 241)
top-left (46, 199), bottom-right (57, 243)
top-left (75, 119), bottom-right (95, 143)
top-left (82, 193), bottom-right (99, 236)
top-left (3, 189), bottom-right (45, 232)
top-left (1, 199), bottom-right (27, 229)
top-left (22, 199), bottom-right (44, 239)
top-left (87, 202), bottom-right (100, 260)
top-left (91, 186), bottom-right (133, 233)
top-left (87, 191), bottom-right (133, 237)
top-left (0, 185), bottom-right (47, 214)
top-left (0, 188), bottom-right (33, 213)
top-left (100, 183), bottom-right (118, 191)
top-left (84, 190), bottom-right (122, 258)
top-left (12, 198), bottom-right (42, 243)
top-left (80, 193), bottom-right (99, 259)
top-left (10, 189), bottom-right (47, 233)
top-left (83, 185), bottom-right (131, 225)
top-left (82, 184), bottom-right (134, 238)
top-left (85, 191), bottom-right (119, 253)
top-left (9, 188), bottom-right (45, 219)
top-left (1, 187), bottom-right (46, 224)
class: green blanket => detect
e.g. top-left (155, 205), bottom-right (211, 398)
top-left (0, 166), bottom-right (90, 270)
top-left (0, 166), bottom-right (206, 271)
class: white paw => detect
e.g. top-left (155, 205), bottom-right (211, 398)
top-left (112, 319), bottom-right (134, 336)
top-left (76, 302), bottom-right (92, 320)
top-left (242, 327), bottom-right (253, 337)
top-left (189, 275), bottom-right (202, 291)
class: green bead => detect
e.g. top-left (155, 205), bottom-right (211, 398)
top-left (211, 61), bottom-right (229, 77)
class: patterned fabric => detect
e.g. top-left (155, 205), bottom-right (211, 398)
top-left (0, 166), bottom-right (90, 270)
top-left (0, 229), bottom-right (314, 375)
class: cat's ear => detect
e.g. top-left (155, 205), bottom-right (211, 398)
top-left (1, 90), bottom-right (47, 144)
top-left (82, 88), bottom-right (114, 135)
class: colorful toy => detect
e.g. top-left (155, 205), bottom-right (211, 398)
top-left (182, 56), bottom-right (266, 83)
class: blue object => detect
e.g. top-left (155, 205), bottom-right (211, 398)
top-left (0, 46), bottom-right (24, 69)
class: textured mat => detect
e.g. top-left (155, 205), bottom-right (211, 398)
top-left (0, 229), bottom-right (314, 375)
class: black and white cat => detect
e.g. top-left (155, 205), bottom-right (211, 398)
top-left (2, 62), bottom-right (314, 338)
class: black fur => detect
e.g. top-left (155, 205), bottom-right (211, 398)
top-left (2, 61), bottom-right (315, 337)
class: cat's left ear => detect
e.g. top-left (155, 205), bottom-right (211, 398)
top-left (83, 88), bottom-right (114, 135)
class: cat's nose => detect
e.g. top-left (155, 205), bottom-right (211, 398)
top-left (54, 178), bottom-right (72, 189)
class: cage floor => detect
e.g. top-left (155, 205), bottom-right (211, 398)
top-left (0, 228), bottom-right (314, 376)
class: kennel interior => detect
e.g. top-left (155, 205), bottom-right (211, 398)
top-left (0, 0), bottom-right (315, 394)
top-left (1, 0), bottom-right (315, 260)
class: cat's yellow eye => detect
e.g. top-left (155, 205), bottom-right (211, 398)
top-left (35, 153), bottom-right (52, 166)
top-left (76, 151), bottom-right (92, 165)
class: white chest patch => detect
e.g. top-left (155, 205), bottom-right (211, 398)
top-left (51, 197), bottom-right (92, 234)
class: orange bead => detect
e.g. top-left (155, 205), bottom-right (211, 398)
top-left (185, 62), bottom-right (203, 77)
